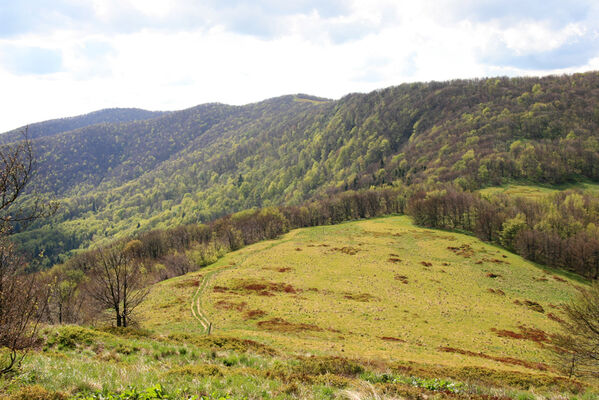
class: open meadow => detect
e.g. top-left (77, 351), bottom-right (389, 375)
top-left (2, 216), bottom-right (596, 399)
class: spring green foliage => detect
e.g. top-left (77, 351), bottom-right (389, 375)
top-left (9, 73), bottom-right (599, 266)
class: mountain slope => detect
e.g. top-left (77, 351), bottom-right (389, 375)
top-left (0, 107), bottom-right (167, 145)
top-left (12, 73), bottom-right (599, 266)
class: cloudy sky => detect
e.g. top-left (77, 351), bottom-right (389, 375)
top-left (1, 0), bottom-right (598, 132)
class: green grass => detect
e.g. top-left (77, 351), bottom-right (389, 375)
top-left (3, 216), bottom-right (597, 399)
top-left (191, 216), bottom-right (579, 370)
top-left (479, 182), bottom-right (599, 199)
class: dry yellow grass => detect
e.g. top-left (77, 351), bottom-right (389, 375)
top-left (140, 216), bottom-right (581, 376)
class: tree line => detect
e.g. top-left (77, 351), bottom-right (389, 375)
top-left (408, 185), bottom-right (599, 278)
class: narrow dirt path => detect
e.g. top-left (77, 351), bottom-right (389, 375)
top-left (190, 263), bottom-right (236, 334)
top-left (190, 231), bottom-right (298, 334)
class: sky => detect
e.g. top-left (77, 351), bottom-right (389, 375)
top-left (0, 0), bottom-right (598, 132)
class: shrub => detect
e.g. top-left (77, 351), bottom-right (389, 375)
top-left (293, 356), bottom-right (364, 376)
top-left (45, 326), bottom-right (105, 351)
top-left (2, 385), bottom-right (65, 400)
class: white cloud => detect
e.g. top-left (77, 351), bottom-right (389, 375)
top-left (0, 0), bottom-right (597, 132)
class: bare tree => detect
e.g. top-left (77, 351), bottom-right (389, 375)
top-left (0, 130), bottom-right (57, 224)
top-left (0, 232), bottom-right (45, 374)
top-left (86, 241), bottom-right (148, 327)
top-left (0, 130), bottom-right (56, 375)
top-left (552, 282), bottom-right (599, 377)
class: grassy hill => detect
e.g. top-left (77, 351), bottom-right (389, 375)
top-left (9, 72), bottom-right (599, 267)
top-left (142, 216), bottom-right (581, 370)
top-left (5, 216), bottom-right (590, 398)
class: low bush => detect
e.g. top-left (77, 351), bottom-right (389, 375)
top-left (44, 326), bottom-right (106, 351)
top-left (292, 356), bottom-right (364, 376)
top-left (0, 386), bottom-right (65, 400)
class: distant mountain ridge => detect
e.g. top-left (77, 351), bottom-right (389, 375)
top-left (0, 108), bottom-right (167, 145)
top-left (7, 74), bottom-right (599, 267)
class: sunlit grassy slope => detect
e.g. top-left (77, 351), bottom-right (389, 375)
top-left (479, 182), bottom-right (599, 199)
top-left (140, 215), bottom-right (582, 375)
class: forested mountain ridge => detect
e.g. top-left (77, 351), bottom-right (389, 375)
top-left (11, 73), bottom-right (599, 267)
top-left (0, 108), bottom-right (167, 145)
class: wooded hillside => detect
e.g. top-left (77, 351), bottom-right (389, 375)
top-left (9, 73), bottom-right (599, 267)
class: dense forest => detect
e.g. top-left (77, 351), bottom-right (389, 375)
top-left (0, 108), bottom-right (166, 145)
top-left (5, 72), bottom-right (599, 267)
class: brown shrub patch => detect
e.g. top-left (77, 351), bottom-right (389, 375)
top-left (257, 318), bottom-right (323, 332)
top-left (365, 231), bottom-right (402, 238)
top-left (524, 300), bottom-right (545, 313)
top-left (295, 248), bottom-right (302, 251)
top-left (389, 253), bottom-right (400, 257)
top-left (420, 261), bottom-right (432, 267)
top-left (394, 275), bottom-right (409, 284)
top-left (215, 300), bottom-right (247, 312)
top-left (482, 257), bottom-right (509, 264)
top-left (442, 262), bottom-right (450, 266)
top-left (438, 347), bottom-right (550, 372)
top-left (552, 275), bottom-right (567, 283)
top-left (277, 267), bottom-right (293, 273)
top-left (387, 257), bottom-right (402, 263)
top-left (486, 272), bottom-right (501, 278)
top-left (491, 326), bottom-right (550, 344)
top-left (329, 246), bottom-right (359, 255)
top-left (487, 288), bottom-right (505, 296)
top-left (534, 276), bottom-right (549, 282)
top-left (244, 309), bottom-right (267, 320)
top-left (475, 260), bottom-right (483, 264)
top-left (513, 298), bottom-right (545, 312)
top-left (343, 292), bottom-right (378, 302)
top-left (447, 244), bottom-right (474, 258)
top-left (547, 312), bottom-right (564, 323)
top-left (174, 279), bottom-right (200, 288)
top-left (231, 279), bottom-right (301, 296)
top-left (381, 336), bottom-right (406, 342)
top-left (213, 285), bottom-right (230, 293)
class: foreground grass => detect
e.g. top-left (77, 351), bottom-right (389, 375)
top-left (0, 325), bottom-right (592, 399)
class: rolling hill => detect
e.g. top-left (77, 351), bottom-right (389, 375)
top-left (5, 216), bottom-right (591, 399)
